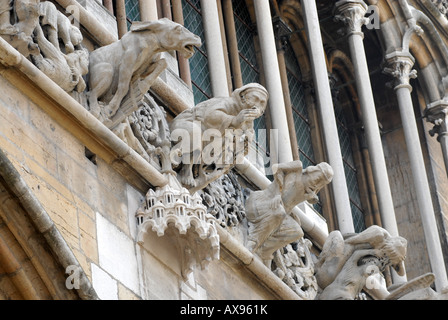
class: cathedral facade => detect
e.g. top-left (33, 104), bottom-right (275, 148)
top-left (0, 0), bottom-right (447, 300)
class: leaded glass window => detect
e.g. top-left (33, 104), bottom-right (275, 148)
top-left (125, 0), bottom-right (141, 29)
top-left (182, 0), bottom-right (212, 104)
top-left (284, 42), bottom-right (321, 213)
top-left (232, 0), bottom-right (270, 172)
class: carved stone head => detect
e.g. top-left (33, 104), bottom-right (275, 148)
top-left (130, 18), bottom-right (202, 59)
top-left (233, 83), bottom-right (269, 117)
top-left (302, 162), bottom-right (334, 204)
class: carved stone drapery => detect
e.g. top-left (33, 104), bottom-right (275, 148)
top-left (169, 83), bottom-right (269, 194)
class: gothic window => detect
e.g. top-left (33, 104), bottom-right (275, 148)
top-left (182, 0), bottom-right (212, 103)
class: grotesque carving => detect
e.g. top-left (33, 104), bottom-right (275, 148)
top-left (244, 160), bottom-right (333, 265)
top-left (272, 238), bottom-right (318, 300)
top-left (31, 23), bottom-right (88, 93)
top-left (38, 1), bottom-right (82, 54)
top-left (87, 18), bottom-right (201, 124)
top-left (315, 225), bottom-right (407, 300)
top-left (0, 0), bottom-right (39, 57)
top-left (0, 1), bottom-right (88, 93)
top-left (170, 83), bottom-right (268, 193)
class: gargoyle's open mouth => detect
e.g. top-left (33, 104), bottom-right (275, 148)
top-left (182, 44), bottom-right (196, 58)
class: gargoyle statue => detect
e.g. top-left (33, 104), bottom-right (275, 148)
top-left (87, 18), bottom-right (201, 124)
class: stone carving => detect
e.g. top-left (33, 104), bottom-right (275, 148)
top-left (431, 0), bottom-right (448, 15)
top-left (38, 1), bottom-right (82, 54)
top-left (272, 238), bottom-right (318, 300)
top-left (31, 21), bottom-right (88, 93)
top-left (386, 273), bottom-right (448, 300)
top-left (245, 160), bottom-right (333, 264)
top-left (87, 18), bottom-right (201, 126)
top-left (135, 173), bottom-right (219, 279)
top-left (170, 83), bottom-right (268, 193)
top-left (197, 170), bottom-right (246, 228)
top-left (315, 225), bottom-right (407, 300)
top-left (114, 95), bottom-right (172, 172)
top-left (0, 1), bottom-right (89, 93)
top-left (0, 0), bottom-right (39, 57)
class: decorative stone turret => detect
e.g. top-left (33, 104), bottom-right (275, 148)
top-left (136, 173), bottom-right (220, 279)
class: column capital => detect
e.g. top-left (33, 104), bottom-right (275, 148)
top-left (335, 0), bottom-right (369, 36)
top-left (383, 51), bottom-right (417, 91)
top-left (426, 100), bottom-right (448, 141)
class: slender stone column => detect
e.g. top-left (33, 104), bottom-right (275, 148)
top-left (200, 0), bottom-right (229, 97)
top-left (301, 0), bottom-right (354, 233)
top-left (385, 51), bottom-right (448, 291)
top-left (335, 1), bottom-right (402, 263)
top-left (426, 101), bottom-right (448, 177)
top-left (172, 0), bottom-right (192, 89)
top-left (139, 0), bottom-right (158, 21)
top-left (103, 0), bottom-right (113, 14)
top-left (274, 17), bottom-right (301, 161)
top-left (222, 0), bottom-right (243, 89)
top-left (254, 0), bottom-right (293, 164)
top-left (116, 0), bottom-right (127, 39)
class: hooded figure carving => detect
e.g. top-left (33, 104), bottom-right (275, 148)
top-left (170, 83), bottom-right (268, 192)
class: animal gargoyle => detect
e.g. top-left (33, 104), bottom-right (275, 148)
top-left (87, 18), bottom-right (201, 122)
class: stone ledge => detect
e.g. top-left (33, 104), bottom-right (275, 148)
top-left (0, 36), bottom-right (167, 193)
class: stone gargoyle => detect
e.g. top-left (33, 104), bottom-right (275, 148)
top-left (315, 225), bottom-right (407, 300)
top-left (87, 18), bottom-right (201, 125)
top-left (170, 83), bottom-right (268, 193)
top-left (245, 160), bottom-right (334, 265)
top-left (0, 0), bottom-right (40, 57)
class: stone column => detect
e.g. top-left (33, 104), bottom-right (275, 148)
top-left (103, 0), bottom-right (113, 14)
top-left (199, 0), bottom-right (229, 97)
top-left (254, 0), bottom-right (293, 164)
top-left (274, 17), bottom-right (301, 161)
top-left (301, 0), bottom-right (354, 233)
top-left (139, 0), bottom-right (158, 21)
top-left (335, 0), bottom-right (402, 251)
top-left (222, 0), bottom-right (243, 89)
top-left (172, 0), bottom-right (192, 89)
top-left (385, 51), bottom-right (448, 291)
top-left (426, 101), bottom-right (448, 177)
top-left (116, 0), bottom-right (127, 39)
